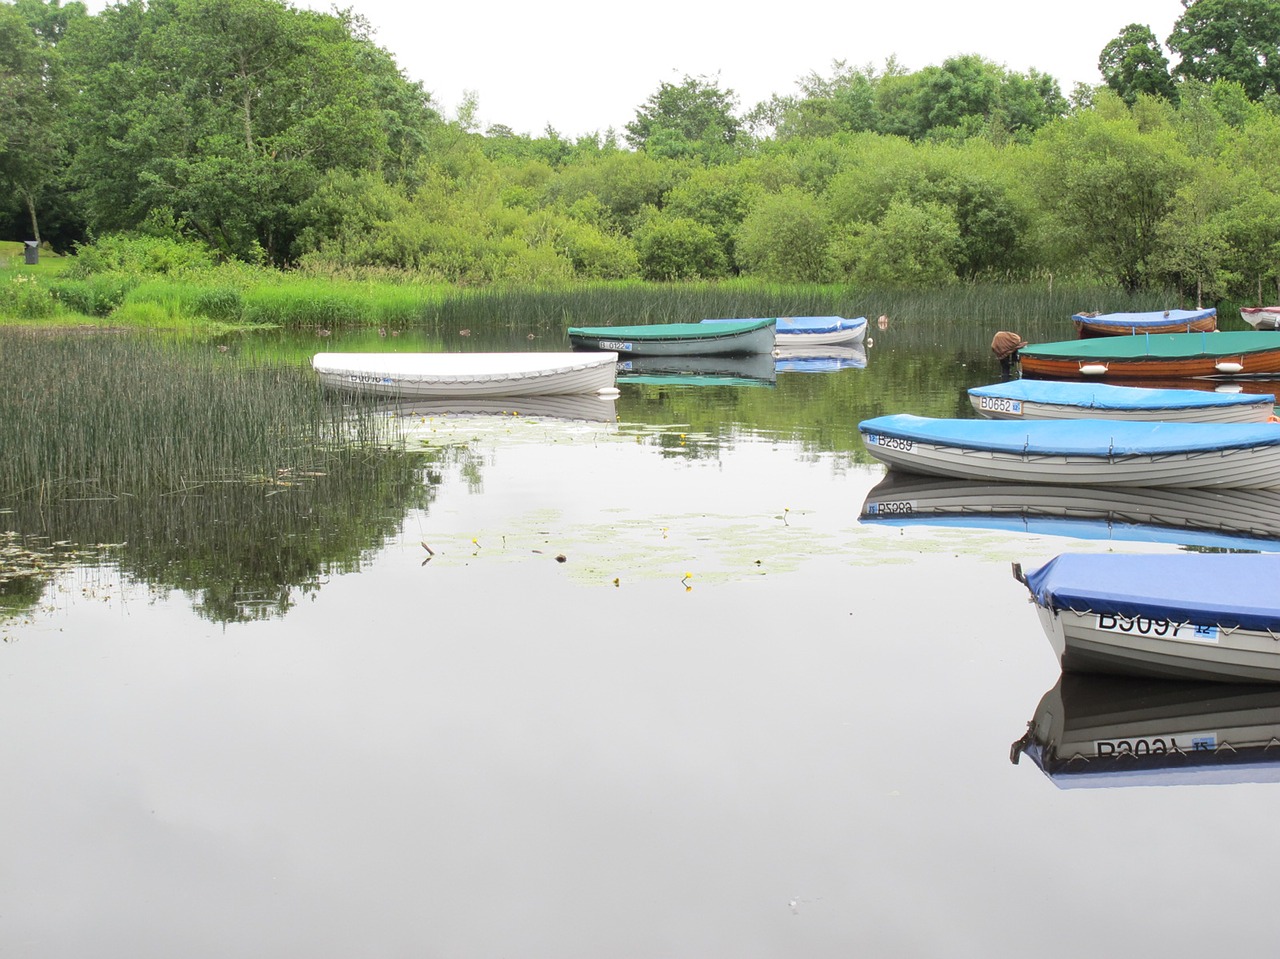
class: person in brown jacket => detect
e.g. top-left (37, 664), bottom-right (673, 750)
top-left (991, 331), bottom-right (1027, 378)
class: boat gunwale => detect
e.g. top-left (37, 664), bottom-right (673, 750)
top-left (567, 318), bottom-right (775, 342)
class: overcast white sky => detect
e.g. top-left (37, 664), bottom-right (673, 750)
top-left (87, 0), bottom-right (1186, 138)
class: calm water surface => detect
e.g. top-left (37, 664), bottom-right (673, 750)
top-left (4, 324), bottom-right (1280, 958)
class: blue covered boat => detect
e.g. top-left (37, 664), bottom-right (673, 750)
top-left (702, 315), bottom-right (867, 348)
top-left (775, 316), bottom-right (867, 348)
top-left (968, 379), bottom-right (1276, 423)
top-left (1013, 553), bottom-right (1280, 683)
top-left (1073, 307), bottom-right (1216, 337)
top-left (858, 414), bottom-right (1280, 488)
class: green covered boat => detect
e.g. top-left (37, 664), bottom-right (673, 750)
top-left (1019, 330), bottom-right (1280, 380)
top-left (567, 317), bottom-right (775, 357)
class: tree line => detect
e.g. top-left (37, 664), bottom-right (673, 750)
top-left (4, 0), bottom-right (1280, 302)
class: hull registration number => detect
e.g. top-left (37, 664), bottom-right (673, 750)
top-left (1094, 731), bottom-right (1218, 756)
top-left (978, 396), bottom-right (1022, 415)
top-left (865, 500), bottom-right (915, 515)
top-left (1096, 613), bottom-right (1219, 642)
top-left (598, 340), bottom-right (633, 351)
top-left (867, 433), bottom-right (914, 452)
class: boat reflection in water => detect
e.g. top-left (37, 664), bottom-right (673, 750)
top-left (1011, 673), bottom-right (1280, 788)
top-left (773, 344), bottom-right (867, 374)
top-left (616, 352), bottom-right (777, 388)
top-left (858, 472), bottom-right (1280, 551)
top-left (369, 392), bottom-right (619, 423)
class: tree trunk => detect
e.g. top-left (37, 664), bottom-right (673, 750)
top-left (22, 189), bottom-right (40, 246)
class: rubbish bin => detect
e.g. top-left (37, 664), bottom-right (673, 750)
top-left (23, 241), bottom-right (38, 265)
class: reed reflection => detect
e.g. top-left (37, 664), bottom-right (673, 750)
top-left (0, 332), bottom-right (450, 623)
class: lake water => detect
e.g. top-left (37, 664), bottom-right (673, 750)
top-left (4, 323), bottom-right (1280, 958)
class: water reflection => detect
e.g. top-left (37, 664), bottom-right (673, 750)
top-left (1011, 673), bottom-right (1280, 787)
top-left (0, 332), bottom-right (471, 623)
top-left (616, 352), bottom-right (777, 387)
top-left (1, 447), bottom-right (445, 623)
top-left (370, 393), bottom-right (619, 423)
top-left (1052, 374), bottom-right (1280, 398)
top-left (859, 472), bottom-right (1280, 551)
top-left (774, 344), bottom-right (868, 373)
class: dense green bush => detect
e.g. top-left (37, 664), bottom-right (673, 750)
top-left (64, 235), bottom-right (216, 279)
top-left (48, 274), bottom-right (135, 316)
top-left (0, 274), bottom-right (58, 318)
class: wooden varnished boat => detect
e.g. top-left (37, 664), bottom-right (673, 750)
top-left (1018, 331), bottom-right (1280, 380)
top-left (1072, 308), bottom-right (1216, 337)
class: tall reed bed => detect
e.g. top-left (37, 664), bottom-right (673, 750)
top-left (0, 330), bottom-right (448, 622)
top-left (9, 264), bottom-right (1193, 342)
top-left (0, 331), bottom-right (381, 501)
top-left (390, 278), bottom-right (1180, 343)
top-left (238, 279), bottom-right (454, 328)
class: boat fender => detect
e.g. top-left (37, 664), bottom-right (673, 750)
top-left (1216, 361), bottom-right (1245, 374)
top-left (1079, 363), bottom-right (1108, 376)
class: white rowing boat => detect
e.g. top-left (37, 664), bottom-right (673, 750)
top-left (312, 352), bottom-right (619, 398)
top-left (1240, 307), bottom-right (1280, 330)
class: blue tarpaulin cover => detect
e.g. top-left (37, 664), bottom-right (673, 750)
top-left (968, 379), bottom-right (1274, 410)
top-left (777, 316), bottom-right (867, 335)
top-left (1073, 308), bottom-right (1216, 329)
top-left (1023, 553), bottom-right (1280, 632)
top-left (857, 414), bottom-right (1280, 455)
top-left (702, 316), bottom-right (867, 335)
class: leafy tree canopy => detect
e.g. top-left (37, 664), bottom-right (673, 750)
top-left (1099, 23), bottom-right (1177, 104)
top-left (57, 0), bottom-right (439, 263)
top-left (1168, 0), bottom-right (1280, 99)
top-left (624, 74), bottom-right (742, 162)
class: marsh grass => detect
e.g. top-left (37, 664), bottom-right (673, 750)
top-left (0, 251), bottom-right (1212, 342)
top-left (0, 330), bottom-right (450, 622)
top-left (239, 278), bottom-right (453, 328)
top-left (318, 278), bottom-right (1182, 341)
top-left (0, 331), bottom-right (383, 500)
